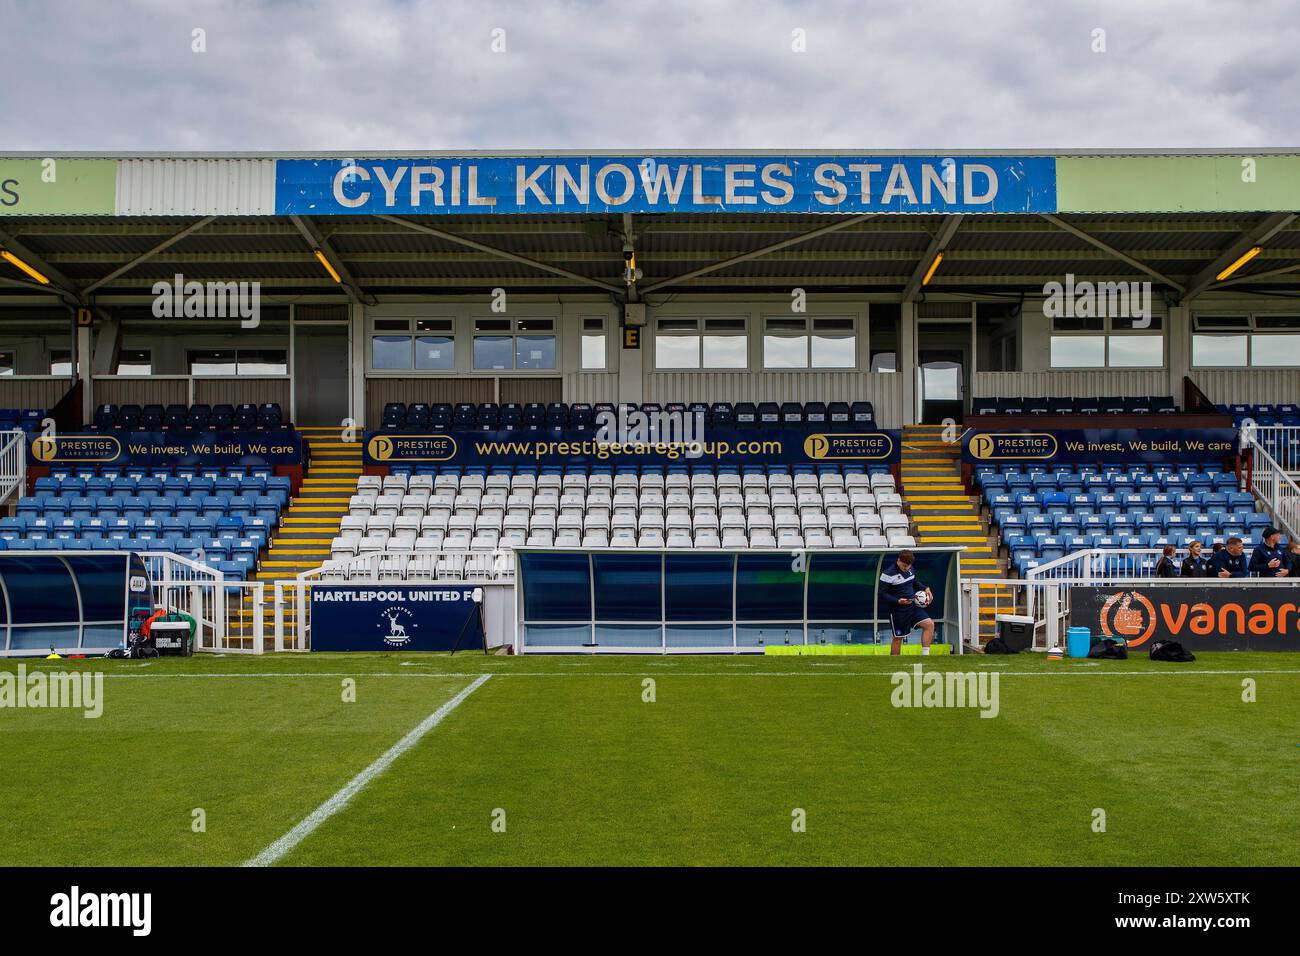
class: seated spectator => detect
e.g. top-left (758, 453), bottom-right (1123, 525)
top-left (1209, 536), bottom-right (1248, 578)
top-left (1181, 539), bottom-right (1210, 577)
top-left (1248, 527), bottom-right (1290, 578)
top-left (1288, 539), bottom-right (1300, 577)
top-left (1153, 544), bottom-right (1178, 578)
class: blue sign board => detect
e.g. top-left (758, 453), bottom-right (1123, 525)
top-left (277, 155), bottom-right (1056, 216)
top-left (962, 428), bottom-right (1239, 465)
top-left (310, 585), bottom-right (482, 652)
top-left (364, 426), bottom-right (901, 467)
top-left (30, 431), bottom-right (303, 468)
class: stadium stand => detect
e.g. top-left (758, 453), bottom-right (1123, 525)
top-left (0, 408), bottom-right (46, 435)
top-left (331, 462), bottom-right (907, 562)
top-left (970, 396), bottom-right (1180, 415)
top-left (88, 402), bottom-right (290, 432)
top-left (4, 467), bottom-right (292, 581)
top-left (1220, 403), bottom-right (1300, 426)
top-left (375, 400), bottom-right (876, 433)
top-left (976, 463), bottom-right (1266, 575)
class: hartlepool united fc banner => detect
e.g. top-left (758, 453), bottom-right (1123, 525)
top-left (311, 586), bottom-right (482, 652)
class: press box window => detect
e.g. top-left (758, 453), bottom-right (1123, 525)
top-left (188, 349), bottom-right (287, 376)
top-left (0, 351), bottom-right (14, 376)
top-left (371, 317), bottom-right (454, 370)
top-left (473, 317), bottom-right (556, 371)
top-left (1192, 314), bottom-right (1300, 368)
top-left (50, 349), bottom-right (73, 375)
top-left (763, 316), bottom-right (855, 369)
top-left (114, 349), bottom-right (152, 375)
top-left (581, 317), bottom-right (607, 370)
top-left (655, 317), bottom-right (747, 370)
top-left (416, 319), bottom-right (454, 370)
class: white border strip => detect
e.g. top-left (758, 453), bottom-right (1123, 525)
top-left (243, 673), bottom-right (491, 867)
top-left (65, 668), bottom-right (1300, 680)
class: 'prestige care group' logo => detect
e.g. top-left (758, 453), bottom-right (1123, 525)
top-left (967, 432), bottom-right (1058, 461)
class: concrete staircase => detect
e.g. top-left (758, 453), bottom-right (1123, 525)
top-left (229, 426), bottom-right (362, 644)
top-left (900, 423), bottom-right (1011, 642)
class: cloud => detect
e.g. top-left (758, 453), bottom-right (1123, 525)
top-left (0, 0), bottom-right (1295, 150)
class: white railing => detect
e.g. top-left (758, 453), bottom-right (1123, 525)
top-left (141, 550), bottom-right (230, 652)
top-left (1246, 423), bottom-right (1300, 475)
top-left (0, 429), bottom-right (26, 507)
top-left (141, 551), bottom-right (273, 654)
top-left (1245, 427), bottom-right (1300, 541)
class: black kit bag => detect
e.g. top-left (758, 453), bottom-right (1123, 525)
top-left (983, 636), bottom-right (1018, 654)
top-left (1149, 640), bottom-right (1196, 663)
top-left (1088, 638), bottom-right (1129, 660)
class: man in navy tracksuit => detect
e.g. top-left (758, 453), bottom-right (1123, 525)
top-left (1248, 527), bottom-right (1290, 578)
top-left (1208, 536), bottom-right (1249, 578)
top-left (880, 549), bottom-right (935, 656)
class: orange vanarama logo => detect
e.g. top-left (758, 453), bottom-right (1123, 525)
top-left (1100, 590), bottom-right (1157, 646)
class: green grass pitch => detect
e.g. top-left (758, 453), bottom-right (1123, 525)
top-left (2, 652), bottom-right (1298, 866)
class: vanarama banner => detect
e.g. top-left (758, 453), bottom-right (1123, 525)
top-left (1070, 584), bottom-right (1300, 651)
top-left (962, 428), bottom-right (1238, 465)
top-left (29, 431), bottom-right (303, 468)
top-left (363, 427), bottom-right (901, 467)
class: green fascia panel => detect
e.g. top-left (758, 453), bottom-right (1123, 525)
top-left (0, 159), bottom-right (117, 215)
top-left (1057, 155), bottom-right (1300, 213)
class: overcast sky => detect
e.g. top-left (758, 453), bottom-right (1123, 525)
top-left (2, 0), bottom-right (1297, 151)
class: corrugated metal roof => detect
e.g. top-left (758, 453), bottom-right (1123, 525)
top-left (116, 158), bottom-right (275, 215)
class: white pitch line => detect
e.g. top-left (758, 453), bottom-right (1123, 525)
top-left (59, 667), bottom-right (1300, 680)
top-left (243, 673), bottom-right (491, 868)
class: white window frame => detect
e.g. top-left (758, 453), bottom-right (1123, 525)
top-left (186, 347), bottom-right (289, 377)
top-left (472, 316), bottom-right (559, 372)
top-left (367, 315), bottom-right (458, 373)
top-left (1191, 313), bottom-right (1300, 369)
top-left (1048, 313), bottom-right (1165, 370)
top-left (579, 316), bottom-right (608, 371)
top-left (761, 315), bottom-right (857, 370)
top-left (653, 316), bottom-right (749, 371)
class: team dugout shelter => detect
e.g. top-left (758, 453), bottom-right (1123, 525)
top-left (1, 150), bottom-right (1299, 433)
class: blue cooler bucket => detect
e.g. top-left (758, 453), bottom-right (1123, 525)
top-left (1066, 627), bottom-right (1092, 658)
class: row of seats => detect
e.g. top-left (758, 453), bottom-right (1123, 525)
top-left (1011, 532), bottom-right (1267, 575)
top-left (0, 526), bottom-right (269, 577)
top-left (17, 492), bottom-right (286, 520)
top-left (988, 488), bottom-right (1255, 511)
top-left (333, 527), bottom-right (918, 559)
top-left (977, 465), bottom-right (1238, 494)
top-left (34, 474), bottom-right (289, 496)
top-left (0, 409), bottom-right (44, 434)
top-left (44, 464), bottom-right (283, 479)
top-left (90, 402), bottom-right (289, 431)
top-left (978, 461), bottom-right (1268, 575)
top-left (971, 396), bottom-right (1179, 415)
top-left (360, 469), bottom-right (897, 495)
top-left (380, 400), bottom-right (877, 432)
top-left (1222, 403), bottom-right (1300, 426)
top-left (3, 514), bottom-right (275, 543)
top-left (335, 464), bottom-right (911, 559)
